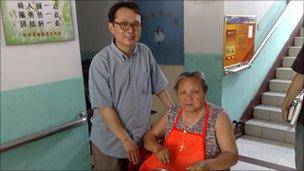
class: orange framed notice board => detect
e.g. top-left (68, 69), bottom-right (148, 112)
top-left (223, 16), bottom-right (256, 68)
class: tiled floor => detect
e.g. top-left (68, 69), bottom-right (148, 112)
top-left (232, 161), bottom-right (271, 170)
top-left (232, 135), bottom-right (295, 170)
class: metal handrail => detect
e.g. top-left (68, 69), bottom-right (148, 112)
top-left (0, 112), bottom-right (87, 153)
top-left (224, 1), bottom-right (289, 75)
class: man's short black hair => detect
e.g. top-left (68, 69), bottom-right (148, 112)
top-left (108, 2), bottom-right (141, 22)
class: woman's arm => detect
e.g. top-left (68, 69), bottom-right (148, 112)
top-left (143, 112), bottom-right (171, 164)
top-left (206, 112), bottom-right (238, 169)
top-left (188, 112), bottom-right (238, 170)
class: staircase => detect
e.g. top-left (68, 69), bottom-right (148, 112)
top-left (245, 27), bottom-right (304, 144)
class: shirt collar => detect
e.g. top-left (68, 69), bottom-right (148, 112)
top-left (110, 39), bottom-right (139, 61)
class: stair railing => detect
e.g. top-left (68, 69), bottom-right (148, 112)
top-left (0, 112), bottom-right (87, 153)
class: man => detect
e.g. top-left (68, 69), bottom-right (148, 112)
top-left (282, 45), bottom-right (303, 171)
top-left (88, 2), bottom-right (173, 171)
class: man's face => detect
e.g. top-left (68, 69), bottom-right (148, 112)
top-left (109, 7), bottom-right (142, 49)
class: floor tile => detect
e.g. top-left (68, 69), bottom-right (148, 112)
top-left (236, 135), bottom-right (295, 169)
top-left (237, 136), bottom-right (285, 163)
top-left (276, 148), bottom-right (295, 168)
top-left (231, 161), bottom-right (270, 170)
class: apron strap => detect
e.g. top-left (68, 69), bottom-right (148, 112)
top-left (173, 108), bottom-right (183, 128)
top-left (202, 102), bottom-right (210, 138)
top-left (201, 102), bottom-right (210, 159)
top-left (173, 102), bottom-right (210, 136)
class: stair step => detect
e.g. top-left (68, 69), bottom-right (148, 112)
top-left (254, 104), bottom-right (284, 123)
top-left (245, 118), bottom-right (295, 144)
top-left (261, 91), bottom-right (301, 107)
top-left (244, 27), bottom-right (302, 148)
top-left (282, 56), bottom-right (296, 67)
top-left (288, 46), bottom-right (302, 56)
top-left (269, 79), bottom-right (291, 93)
top-left (276, 67), bottom-right (296, 80)
top-left (261, 91), bottom-right (285, 107)
top-left (294, 36), bottom-right (304, 46)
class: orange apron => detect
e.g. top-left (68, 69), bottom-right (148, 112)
top-left (139, 103), bottom-right (210, 171)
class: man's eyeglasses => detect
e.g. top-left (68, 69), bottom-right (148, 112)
top-left (112, 21), bottom-right (141, 31)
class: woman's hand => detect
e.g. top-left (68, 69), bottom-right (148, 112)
top-left (186, 160), bottom-right (210, 171)
top-left (155, 146), bottom-right (171, 164)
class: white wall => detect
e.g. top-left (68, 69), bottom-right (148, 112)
top-left (184, 0), bottom-right (224, 54)
top-left (0, 1), bottom-right (82, 91)
top-left (184, 1), bottom-right (276, 55)
top-left (76, 1), bottom-right (117, 52)
top-left (224, 1), bottom-right (275, 23)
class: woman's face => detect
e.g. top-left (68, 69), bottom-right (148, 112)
top-left (177, 77), bottom-right (206, 113)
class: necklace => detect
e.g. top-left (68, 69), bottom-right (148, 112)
top-left (179, 107), bottom-right (205, 152)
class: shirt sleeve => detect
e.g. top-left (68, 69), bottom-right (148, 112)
top-left (148, 48), bottom-right (169, 95)
top-left (88, 57), bottom-right (113, 109)
top-left (291, 45), bottom-right (304, 75)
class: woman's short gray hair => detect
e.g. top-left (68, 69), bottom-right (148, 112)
top-left (173, 71), bottom-right (208, 93)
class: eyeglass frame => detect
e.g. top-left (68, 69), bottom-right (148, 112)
top-left (112, 21), bottom-right (142, 31)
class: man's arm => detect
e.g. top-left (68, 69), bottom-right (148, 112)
top-left (282, 73), bottom-right (304, 122)
top-left (156, 89), bottom-right (173, 109)
top-left (98, 107), bottom-right (140, 164)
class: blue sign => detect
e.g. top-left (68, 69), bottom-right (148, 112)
top-left (136, 1), bottom-right (184, 65)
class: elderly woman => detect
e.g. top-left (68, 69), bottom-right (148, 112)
top-left (139, 71), bottom-right (238, 171)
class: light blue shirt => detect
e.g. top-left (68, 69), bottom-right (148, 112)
top-left (89, 41), bottom-right (168, 158)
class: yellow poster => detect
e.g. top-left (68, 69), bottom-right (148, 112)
top-left (223, 16), bottom-right (256, 68)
